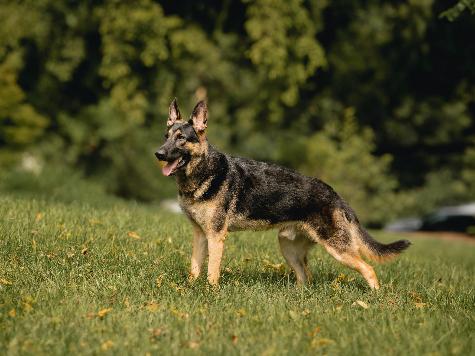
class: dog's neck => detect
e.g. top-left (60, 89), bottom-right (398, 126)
top-left (175, 142), bottom-right (223, 195)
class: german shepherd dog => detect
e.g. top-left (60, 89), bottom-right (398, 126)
top-left (155, 99), bottom-right (410, 289)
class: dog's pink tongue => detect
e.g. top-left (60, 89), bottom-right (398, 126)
top-left (161, 158), bottom-right (180, 176)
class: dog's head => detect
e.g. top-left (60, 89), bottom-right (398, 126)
top-left (155, 99), bottom-right (208, 176)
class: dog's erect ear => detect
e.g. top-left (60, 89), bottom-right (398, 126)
top-left (190, 100), bottom-right (208, 137)
top-left (167, 98), bottom-right (182, 127)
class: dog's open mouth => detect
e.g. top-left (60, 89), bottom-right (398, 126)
top-left (161, 157), bottom-right (186, 176)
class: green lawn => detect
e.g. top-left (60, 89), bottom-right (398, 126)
top-left (1, 194), bottom-right (474, 355)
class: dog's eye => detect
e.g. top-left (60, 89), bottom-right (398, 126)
top-left (177, 134), bottom-right (185, 140)
top-left (164, 134), bottom-right (169, 139)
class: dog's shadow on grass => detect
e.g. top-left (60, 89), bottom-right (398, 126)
top-left (219, 267), bottom-right (369, 292)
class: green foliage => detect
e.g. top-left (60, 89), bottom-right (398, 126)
top-left (245, 0), bottom-right (326, 106)
top-left (0, 0), bottom-right (474, 224)
top-left (0, 160), bottom-right (113, 206)
top-left (461, 139), bottom-right (475, 197)
top-left (0, 48), bottom-right (48, 148)
top-left (301, 109), bottom-right (398, 225)
top-left (440, 0), bottom-right (475, 21)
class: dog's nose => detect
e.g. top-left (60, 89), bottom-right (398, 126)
top-left (155, 149), bottom-right (166, 161)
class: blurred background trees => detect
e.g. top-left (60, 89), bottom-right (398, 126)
top-left (0, 0), bottom-right (474, 226)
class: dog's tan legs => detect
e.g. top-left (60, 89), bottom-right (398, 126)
top-left (207, 232), bottom-right (226, 286)
top-left (324, 245), bottom-right (380, 290)
top-left (190, 224), bottom-right (208, 281)
top-left (278, 229), bottom-right (314, 285)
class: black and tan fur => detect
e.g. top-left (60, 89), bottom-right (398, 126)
top-left (155, 99), bottom-right (411, 289)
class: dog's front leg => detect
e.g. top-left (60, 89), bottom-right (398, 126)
top-left (190, 224), bottom-right (208, 281)
top-left (207, 231), bottom-right (226, 286)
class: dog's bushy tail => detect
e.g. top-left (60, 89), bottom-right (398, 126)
top-left (358, 226), bottom-right (411, 263)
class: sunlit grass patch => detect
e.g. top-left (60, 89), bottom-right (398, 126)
top-left (1, 194), bottom-right (474, 355)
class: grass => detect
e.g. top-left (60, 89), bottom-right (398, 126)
top-left (1, 194), bottom-right (474, 355)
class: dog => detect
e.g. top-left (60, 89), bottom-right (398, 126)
top-left (155, 99), bottom-right (410, 289)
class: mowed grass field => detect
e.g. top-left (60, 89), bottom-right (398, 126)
top-left (1, 194), bottom-right (474, 355)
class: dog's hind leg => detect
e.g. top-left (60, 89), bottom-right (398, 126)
top-left (278, 227), bottom-right (314, 285)
top-left (302, 220), bottom-right (380, 290)
top-left (323, 244), bottom-right (380, 290)
top-left (190, 223), bottom-right (208, 281)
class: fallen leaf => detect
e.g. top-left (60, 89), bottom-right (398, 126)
top-left (301, 309), bottom-right (311, 316)
top-left (145, 301), bottom-right (160, 313)
top-left (308, 327), bottom-right (321, 337)
top-left (336, 273), bottom-right (347, 282)
top-left (310, 338), bottom-right (335, 349)
top-left (263, 259), bottom-right (286, 273)
top-left (352, 300), bottom-right (369, 309)
top-left (155, 275), bottom-right (164, 288)
top-left (97, 308), bottom-right (112, 318)
top-left (22, 297), bottom-right (34, 312)
top-left (289, 310), bottom-right (299, 320)
top-left (0, 278), bottom-right (13, 286)
top-left (235, 308), bottom-right (246, 317)
top-left (409, 291), bottom-right (423, 303)
top-left (8, 309), bottom-right (16, 318)
top-left (101, 340), bottom-right (114, 351)
top-left (127, 231), bottom-right (141, 240)
top-left (35, 212), bottom-right (43, 223)
top-left (149, 327), bottom-right (166, 340)
top-left (169, 282), bottom-right (186, 294)
top-left (414, 302), bottom-right (427, 309)
top-left (187, 341), bottom-right (200, 349)
top-left (231, 335), bottom-right (238, 345)
top-left (170, 307), bottom-right (189, 320)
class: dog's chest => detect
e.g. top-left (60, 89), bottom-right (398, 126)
top-left (178, 196), bottom-right (215, 225)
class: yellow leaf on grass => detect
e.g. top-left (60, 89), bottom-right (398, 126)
top-left (310, 338), bottom-right (335, 349)
top-left (155, 275), bottom-right (164, 288)
top-left (262, 259), bottom-right (286, 273)
top-left (97, 308), bottom-right (112, 318)
top-left (0, 278), bottom-right (13, 286)
top-left (308, 326), bottom-right (321, 337)
top-left (353, 300), bottom-right (369, 309)
top-left (22, 296), bottom-right (34, 312)
top-left (89, 219), bottom-right (102, 225)
top-left (101, 340), bottom-right (114, 351)
top-left (231, 335), bottom-right (238, 345)
top-left (187, 341), bottom-right (200, 349)
top-left (415, 302), bottom-right (427, 308)
top-left (170, 307), bottom-right (189, 320)
top-left (235, 308), bottom-right (246, 317)
top-left (35, 212), bottom-right (43, 222)
top-left (289, 310), bottom-right (299, 320)
top-left (149, 327), bottom-right (166, 339)
top-left (409, 291), bottom-right (423, 303)
top-left (145, 301), bottom-right (160, 313)
top-left (127, 231), bottom-right (141, 240)
top-left (8, 309), bottom-right (16, 318)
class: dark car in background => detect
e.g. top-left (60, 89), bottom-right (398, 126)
top-left (385, 203), bottom-right (475, 235)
